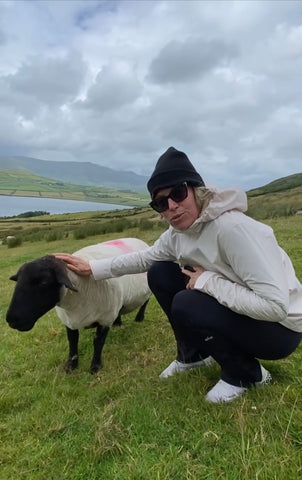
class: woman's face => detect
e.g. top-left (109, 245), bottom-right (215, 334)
top-left (156, 185), bottom-right (200, 230)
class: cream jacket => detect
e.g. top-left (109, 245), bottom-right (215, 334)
top-left (90, 187), bottom-right (302, 333)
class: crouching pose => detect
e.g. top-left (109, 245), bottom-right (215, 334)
top-left (56, 146), bottom-right (302, 403)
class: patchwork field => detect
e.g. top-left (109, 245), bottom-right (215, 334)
top-left (0, 169), bottom-right (149, 208)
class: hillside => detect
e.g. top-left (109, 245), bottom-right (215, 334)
top-left (1, 159), bottom-right (302, 219)
top-left (246, 173), bottom-right (302, 218)
top-left (0, 155), bottom-right (148, 192)
top-left (0, 169), bottom-right (149, 207)
top-left (247, 173), bottom-right (302, 196)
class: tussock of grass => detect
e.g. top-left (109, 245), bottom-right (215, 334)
top-left (0, 217), bottom-right (301, 479)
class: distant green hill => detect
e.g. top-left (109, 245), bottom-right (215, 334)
top-left (247, 173), bottom-right (302, 219)
top-left (1, 167), bottom-right (302, 219)
top-left (0, 169), bottom-right (149, 207)
top-left (0, 155), bottom-right (148, 192)
top-left (248, 173), bottom-right (302, 196)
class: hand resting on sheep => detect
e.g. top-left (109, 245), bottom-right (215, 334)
top-left (6, 237), bottom-right (151, 373)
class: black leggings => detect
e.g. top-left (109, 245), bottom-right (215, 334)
top-left (147, 262), bottom-right (301, 387)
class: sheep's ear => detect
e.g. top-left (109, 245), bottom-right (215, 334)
top-left (58, 273), bottom-right (78, 292)
top-left (10, 273), bottom-right (18, 282)
top-left (65, 279), bottom-right (78, 292)
top-left (54, 265), bottom-right (78, 292)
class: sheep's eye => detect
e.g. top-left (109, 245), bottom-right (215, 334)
top-left (30, 277), bottom-right (49, 287)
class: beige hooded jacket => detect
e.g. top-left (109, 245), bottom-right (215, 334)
top-left (90, 187), bottom-right (302, 333)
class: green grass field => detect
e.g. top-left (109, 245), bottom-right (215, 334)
top-left (0, 213), bottom-right (301, 480)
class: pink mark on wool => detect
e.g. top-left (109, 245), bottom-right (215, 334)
top-left (101, 239), bottom-right (134, 253)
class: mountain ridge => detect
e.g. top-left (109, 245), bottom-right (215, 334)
top-left (0, 155), bottom-right (148, 192)
top-left (1, 155), bottom-right (302, 219)
top-left (247, 172), bottom-right (302, 196)
top-left (1, 155), bottom-right (302, 195)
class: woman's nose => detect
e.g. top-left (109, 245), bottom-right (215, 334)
top-left (167, 198), bottom-right (178, 209)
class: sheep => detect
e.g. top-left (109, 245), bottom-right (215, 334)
top-left (6, 237), bottom-right (151, 373)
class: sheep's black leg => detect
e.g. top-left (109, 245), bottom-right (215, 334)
top-left (65, 327), bottom-right (79, 372)
top-left (113, 314), bottom-right (122, 326)
top-left (90, 325), bottom-right (110, 374)
top-left (134, 299), bottom-right (149, 322)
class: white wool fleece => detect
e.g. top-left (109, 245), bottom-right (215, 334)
top-left (55, 238), bottom-right (151, 330)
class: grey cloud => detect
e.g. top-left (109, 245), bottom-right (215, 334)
top-left (0, 28), bottom-right (6, 45)
top-left (0, 1), bottom-right (302, 190)
top-left (148, 37), bottom-right (238, 84)
top-left (7, 51), bottom-right (87, 108)
top-left (81, 65), bottom-right (142, 112)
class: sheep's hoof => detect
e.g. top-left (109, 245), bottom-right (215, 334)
top-left (90, 363), bottom-right (101, 374)
top-left (64, 357), bottom-right (78, 373)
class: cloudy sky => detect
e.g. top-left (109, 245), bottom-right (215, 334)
top-left (0, 0), bottom-right (302, 190)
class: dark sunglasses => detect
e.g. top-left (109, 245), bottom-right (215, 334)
top-left (149, 182), bottom-right (188, 213)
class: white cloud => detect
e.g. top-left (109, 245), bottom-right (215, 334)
top-left (0, 0), bottom-right (301, 190)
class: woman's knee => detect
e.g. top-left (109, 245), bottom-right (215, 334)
top-left (171, 290), bottom-right (220, 327)
top-left (171, 290), bottom-right (198, 322)
top-left (147, 261), bottom-right (183, 291)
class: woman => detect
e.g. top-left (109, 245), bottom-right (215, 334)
top-left (56, 147), bottom-right (302, 403)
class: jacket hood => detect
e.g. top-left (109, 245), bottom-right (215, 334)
top-left (173, 187), bottom-right (248, 234)
top-left (199, 187), bottom-right (248, 222)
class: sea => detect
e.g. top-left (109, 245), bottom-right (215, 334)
top-left (0, 195), bottom-right (132, 218)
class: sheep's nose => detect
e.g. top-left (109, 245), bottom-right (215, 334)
top-left (7, 317), bottom-right (17, 328)
top-left (6, 312), bottom-right (17, 327)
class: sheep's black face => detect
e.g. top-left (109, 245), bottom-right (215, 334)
top-left (6, 257), bottom-right (65, 331)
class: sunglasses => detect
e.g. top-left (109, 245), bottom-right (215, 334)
top-left (149, 182), bottom-right (188, 213)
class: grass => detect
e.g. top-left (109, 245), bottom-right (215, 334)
top-left (0, 206), bottom-right (159, 245)
top-left (0, 214), bottom-right (301, 479)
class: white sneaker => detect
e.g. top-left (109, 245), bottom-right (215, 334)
top-left (256, 365), bottom-right (272, 386)
top-left (205, 380), bottom-right (247, 403)
top-left (205, 365), bottom-right (272, 403)
top-left (159, 357), bottom-right (215, 378)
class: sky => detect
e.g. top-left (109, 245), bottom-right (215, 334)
top-left (0, 0), bottom-right (302, 190)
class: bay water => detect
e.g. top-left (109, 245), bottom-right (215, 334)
top-left (0, 195), bottom-right (132, 217)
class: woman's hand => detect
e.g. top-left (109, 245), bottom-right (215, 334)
top-left (54, 253), bottom-right (92, 276)
top-left (182, 265), bottom-right (205, 289)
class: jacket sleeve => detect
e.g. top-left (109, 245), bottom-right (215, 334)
top-left (90, 230), bottom-right (176, 280)
top-left (194, 222), bottom-right (289, 322)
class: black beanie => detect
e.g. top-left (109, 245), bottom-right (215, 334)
top-left (147, 146), bottom-right (204, 198)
